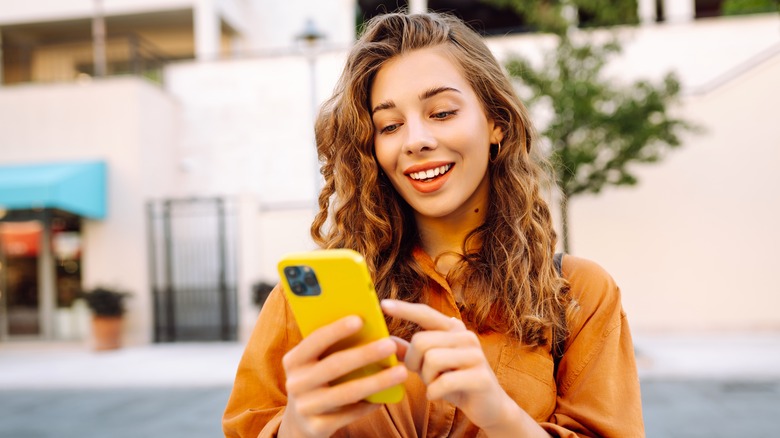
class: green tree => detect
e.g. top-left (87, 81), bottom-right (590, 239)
top-left (484, 0), bottom-right (696, 252)
top-left (722, 0), bottom-right (779, 16)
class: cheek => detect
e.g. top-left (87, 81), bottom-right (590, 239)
top-left (373, 140), bottom-right (396, 175)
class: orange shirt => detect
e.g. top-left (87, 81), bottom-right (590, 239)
top-left (223, 252), bottom-right (645, 437)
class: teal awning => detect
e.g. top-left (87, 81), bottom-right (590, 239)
top-left (0, 161), bottom-right (107, 219)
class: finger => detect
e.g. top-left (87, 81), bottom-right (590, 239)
top-left (419, 348), bottom-right (483, 385)
top-left (286, 337), bottom-right (398, 395)
top-left (297, 364), bottom-right (408, 414)
top-left (317, 337), bottom-right (398, 383)
top-left (390, 336), bottom-right (410, 362)
top-left (426, 368), bottom-right (492, 402)
top-left (404, 330), bottom-right (479, 373)
top-left (316, 402), bottom-right (383, 429)
top-left (381, 299), bottom-right (465, 332)
top-left (285, 402), bottom-right (382, 438)
top-left (283, 315), bottom-right (362, 370)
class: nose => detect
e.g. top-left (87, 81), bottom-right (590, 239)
top-left (402, 118), bottom-right (436, 155)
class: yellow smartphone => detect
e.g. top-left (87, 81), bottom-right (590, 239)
top-left (277, 248), bottom-right (405, 404)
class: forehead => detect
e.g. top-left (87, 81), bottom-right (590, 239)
top-left (370, 46), bottom-right (472, 104)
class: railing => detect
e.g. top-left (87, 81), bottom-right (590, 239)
top-left (147, 197), bottom-right (239, 342)
top-left (2, 34), bottom-right (178, 86)
top-left (686, 41), bottom-right (780, 96)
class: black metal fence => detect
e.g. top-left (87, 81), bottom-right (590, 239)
top-left (147, 198), bottom-right (238, 342)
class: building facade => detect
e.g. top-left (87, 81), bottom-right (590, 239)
top-left (0, 0), bottom-right (778, 345)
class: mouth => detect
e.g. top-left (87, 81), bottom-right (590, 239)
top-left (406, 163), bottom-right (453, 183)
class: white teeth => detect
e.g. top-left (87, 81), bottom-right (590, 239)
top-left (409, 164), bottom-right (452, 181)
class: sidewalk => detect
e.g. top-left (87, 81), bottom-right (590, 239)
top-left (0, 341), bottom-right (245, 389)
top-left (1, 331), bottom-right (780, 390)
top-left (633, 331), bottom-right (780, 380)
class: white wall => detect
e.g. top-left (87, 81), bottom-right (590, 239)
top-left (569, 54), bottom-right (780, 331)
top-left (164, 49), bottom-right (346, 204)
top-left (0, 77), bottom-right (178, 345)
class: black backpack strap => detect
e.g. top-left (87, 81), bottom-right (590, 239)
top-left (553, 252), bottom-right (563, 277)
top-left (552, 252), bottom-right (566, 379)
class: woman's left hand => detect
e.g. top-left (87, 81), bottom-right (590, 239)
top-left (380, 299), bottom-right (523, 434)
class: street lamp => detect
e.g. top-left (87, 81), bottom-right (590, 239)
top-left (92, 0), bottom-right (107, 77)
top-left (296, 19), bottom-right (326, 202)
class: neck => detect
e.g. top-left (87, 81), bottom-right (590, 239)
top-left (415, 205), bottom-right (486, 277)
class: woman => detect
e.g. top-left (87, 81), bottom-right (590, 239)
top-left (224, 11), bottom-right (644, 437)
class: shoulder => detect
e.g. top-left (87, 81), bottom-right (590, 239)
top-left (251, 285), bottom-right (301, 345)
top-left (560, 255), bottom-right (625, 338)
top-left (561, 255), bottom-right (621, 308)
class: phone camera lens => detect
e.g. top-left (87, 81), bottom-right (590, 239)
top-left (290, 281), bottom-right (306, 295)
top-left (303, 272), bottom-right (318, 287)
top-left (284, 266), bottom-right (301, 278)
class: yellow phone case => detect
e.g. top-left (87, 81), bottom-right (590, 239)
top-left (277, 248), bottom-right (405, 404)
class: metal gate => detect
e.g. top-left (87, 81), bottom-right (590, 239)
top-left (147, 198), bottom-right (238, 342)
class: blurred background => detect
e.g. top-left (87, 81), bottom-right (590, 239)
top-left (0, 0), bottom-right (778, 436)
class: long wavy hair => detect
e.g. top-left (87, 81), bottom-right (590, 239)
top-left (312, 12), bottom-right (571, 348)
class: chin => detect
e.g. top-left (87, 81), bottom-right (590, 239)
top-left (409, 201), bottom-right (458, 219)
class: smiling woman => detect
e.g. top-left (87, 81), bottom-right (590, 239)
top-left (371, 46), bottom-right (501, 224)
top-left (224, 12), bottom-right (644, 438)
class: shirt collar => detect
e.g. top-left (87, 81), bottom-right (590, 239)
top-left (410, 246), bottom-right (463, 319)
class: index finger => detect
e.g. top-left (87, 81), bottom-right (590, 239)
top-left (283, 315), bottom-right (363, 370)
top-left (380, 299), bottom-right (463, 332)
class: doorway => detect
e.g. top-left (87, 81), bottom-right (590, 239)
top-left (0, 221), bottom-right (42, 336)
top-left (0, 209), bottom-right (83, 341)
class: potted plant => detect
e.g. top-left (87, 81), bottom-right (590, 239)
top-left (252, 280), bottom-right (276, 308)
top-left (80, 287), bottom-right (130, 351)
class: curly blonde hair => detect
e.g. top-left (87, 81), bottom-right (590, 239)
top-left (312, 12), bottom-right (571, 348)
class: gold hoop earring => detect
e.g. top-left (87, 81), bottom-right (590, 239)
top-left (490, 142), bottom-right (502, 162)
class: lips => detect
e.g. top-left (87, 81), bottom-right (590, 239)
top-left (403, 161), bottom-right (454, 194)
top-left (408, 163), bottom-right (452, 181)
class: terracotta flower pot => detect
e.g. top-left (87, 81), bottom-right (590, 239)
top-left (92, 316), bottom-right (123, 350)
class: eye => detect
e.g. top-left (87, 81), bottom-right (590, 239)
top-left (431, 110), bottom-right (457, 120)
top-left (380, 123), bottom-right (401, 134)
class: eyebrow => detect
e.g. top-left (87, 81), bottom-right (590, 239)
top-left (371, 86), bottom-right (461, 115)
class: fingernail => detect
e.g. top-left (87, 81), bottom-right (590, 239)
top-left (392, 365), bottom-right (408, 379)
top-left (344, 315), bottom-right (362, 329)
top-left (376, 338), bottom-right (394, 353)
top-left (380, 299), bottom-right (395, 309)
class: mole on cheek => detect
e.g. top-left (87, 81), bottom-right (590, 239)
top-left (474, 208), bottom-right (479, 213)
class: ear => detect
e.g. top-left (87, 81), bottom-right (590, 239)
top-left (488, 120), bottom-right (504, 145)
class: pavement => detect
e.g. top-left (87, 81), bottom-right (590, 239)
top-left (0, 341), bottom-right (244, 390)
top-left (1, 332), bottom-right (779, 437)
top-left (633, 331), bottom-right (780, 381)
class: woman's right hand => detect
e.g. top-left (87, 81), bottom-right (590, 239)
top-left (278, 315), bottom-right (408, 438)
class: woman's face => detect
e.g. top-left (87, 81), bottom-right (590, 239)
top-left (371, 47), bottom-right (502, 223)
